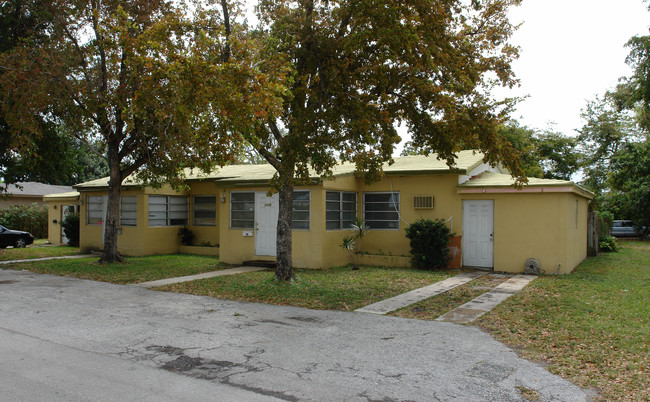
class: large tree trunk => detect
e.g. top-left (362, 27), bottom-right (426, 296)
top-left (275, 174), bottom-right (294, 281)
top-left (99, 140), bottom-right (124, 263)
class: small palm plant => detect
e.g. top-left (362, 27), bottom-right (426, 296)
top-left (340, 236), bottom-right (358, 270)
top-left (339, 217), bottom-right (369, 270)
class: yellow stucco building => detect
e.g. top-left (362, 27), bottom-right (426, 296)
top-left (45, 151), bottom-right (593, 274)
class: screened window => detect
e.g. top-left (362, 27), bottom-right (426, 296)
top-left (193, 195), bottom-right (216, 226)
top-left (293, 191), bottom-right (310, 230)
top-left (120, 196), bottom-right (137, 226)
top-left (326, 191), bottom-right (357, 230)
top-left (231, 192), bottom-right (255, 229)
top-left (148, 195), bottom-right (188, 226)
top-left (87, 196), bottom-right (104, 225)
top-left (363, 192), bottom-right (400, 230)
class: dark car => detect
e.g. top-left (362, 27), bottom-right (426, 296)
top-left (0, 224), bottom-right (35, 248)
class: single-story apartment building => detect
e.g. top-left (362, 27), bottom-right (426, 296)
top-left (2, 182), bottom-right (74, 209)
top-left (44, 150), bottom-right (594, 274)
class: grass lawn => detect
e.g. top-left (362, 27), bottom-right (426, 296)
top-left (0, 245), bottom-right (80, 261)
top-left (476, 240), bottom-right (650, 400)
top-left (157, 266), bottom-right (457, 311)
top-left (3, 254), bottom-right (227, 284)
top-left (390, 273), bottom-right (510, 320)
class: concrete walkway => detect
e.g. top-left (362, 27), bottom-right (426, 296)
top-left (355, 271), bottom-right (485, 315)
top-left (436, 274), bottom-right (537, 324)
top-left (0, 254), bottom-right (95, 265)
top-left (137, 266), bottom-right (268, 288)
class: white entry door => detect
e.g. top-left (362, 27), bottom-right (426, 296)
top-left (462, 200), bottom-right (494, 268)
top-left (255, 192), bottom-right (279, 256)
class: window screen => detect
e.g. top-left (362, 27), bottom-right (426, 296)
top-left (120, 196), bottom-right (137, 226)
top-left (326, 191), bottom-right (357, 230)
top-left (292, 191), bottom-right (310, 230)
top-left (230, 192), bottom-right (255, 229)
top-left (363, 192), bottom-right (399, 230)
top-left (148, 196), bottom-right (188, 226)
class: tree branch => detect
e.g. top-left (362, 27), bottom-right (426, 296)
top-left (91, 1), bottom-right (109, 126)
top-left (42, 2), bottom-right (93, 90)
top-left (337, 11), bottom-right (351, 38)
top-left (267, 119), bottom-right (284, 144)
top-left (120, 155), bottom-right (148, 179)
top-left (256, 146), bottom-right (280, 170)
top-left (220, 0), bottom-right (231, 63)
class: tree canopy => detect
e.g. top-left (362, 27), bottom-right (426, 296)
top-left (0, 0), bottom-right (287, 262)
top-left (0, 1), bottom-right (108, 187)
top-left (248, 0), bottom-right (525, 280)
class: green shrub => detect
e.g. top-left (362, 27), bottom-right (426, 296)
top-left (61, 213), bottom-right (80, 247)
top-left (598, 235), bottom-right (619, 252)
top-left (0, 203), bottom-right (48, 238)
top-left (178, 226), bottom-right (195, 245)
top-left (405, 218), bottom-right (451, 270)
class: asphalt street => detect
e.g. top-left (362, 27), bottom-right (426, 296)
top-left (0, 268), bottom-right (591, 401)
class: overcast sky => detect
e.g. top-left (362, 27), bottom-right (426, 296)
top-left (244, 1), bottom-right (650, 149)
top-left (504, 0), bottom-right (650, 136)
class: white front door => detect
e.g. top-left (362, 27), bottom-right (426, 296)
top-left (462, 200), bottom-right (494, 268)
top-left (255, 192), bottom-right (278, 256)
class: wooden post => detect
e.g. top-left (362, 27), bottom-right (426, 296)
top-left (587, 211), bottom-right (598, 257)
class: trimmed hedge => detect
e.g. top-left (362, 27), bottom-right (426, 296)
top-left (0, 203), bottom-right (48, 238)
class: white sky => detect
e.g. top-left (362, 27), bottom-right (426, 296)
top-left (504, 0), bottom-right (650, 136)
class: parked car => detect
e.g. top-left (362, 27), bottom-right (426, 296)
top-left (610, 220), bottom-right (646, 237)
top-left (0, 224), bottom-right (35, 248)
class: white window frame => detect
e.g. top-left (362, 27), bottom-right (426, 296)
top-left (87, 196), bottom-right (104, 225)
top-left (230, 192), bottom-right (255, 229)
top-left (193, 195), bottom-right (217, 226)
top-left (363, 192), bottom-right (400, 230)
top-left (292, 190), bottom-right (310, 230)
top-left (148, 195), bottom-right (188, 227)
top-left (326, 191), bottom-right (357, 230)
top-left (120, 196), bottom-right (137, 227)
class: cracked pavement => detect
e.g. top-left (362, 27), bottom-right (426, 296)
top-left (0, 269), bottom-right (592, 401)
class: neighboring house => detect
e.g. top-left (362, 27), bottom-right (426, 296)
top-left (44, 150), bottom-right (594, 274)
top-left (43, 191), bottom-right (81, 246)
top-left (1, 182), bottom-right (74, 209)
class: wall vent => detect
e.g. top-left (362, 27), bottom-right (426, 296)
top-left (413, 195), bottom-right (434, 209)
